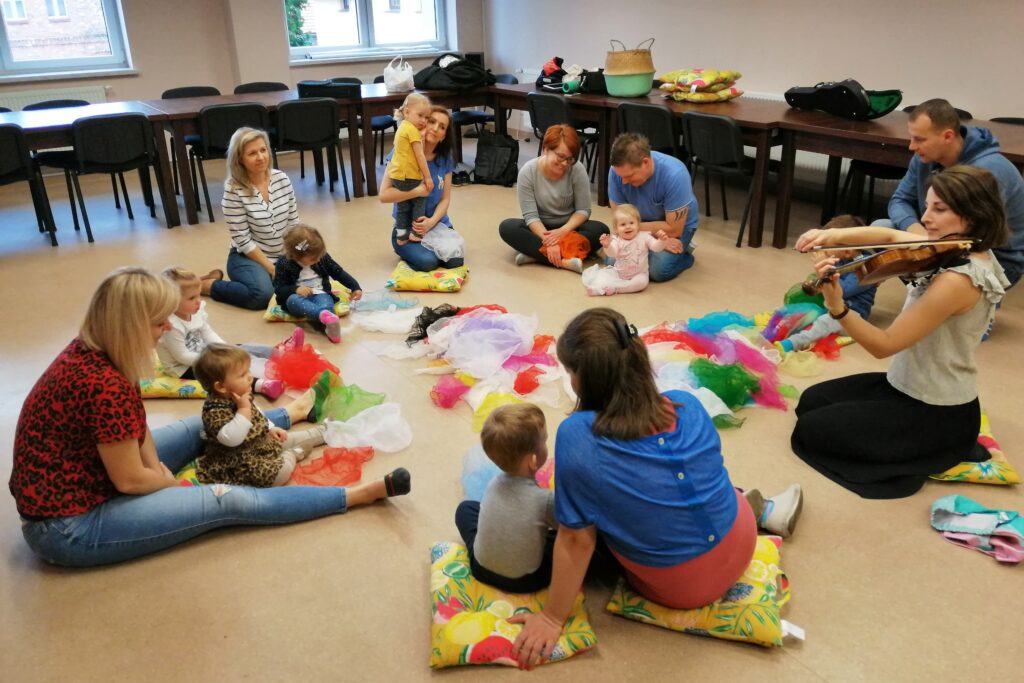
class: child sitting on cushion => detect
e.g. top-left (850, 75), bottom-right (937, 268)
top-left (777, 214), bottom-right (878, 352)
top-left (194, 344), bottom-right (327, 487)
top-left (455, 403), bottom-right (556, 593)
top-left (272, 225), bottom-right (363, 344)
top-left (158, 267), bottom-right (303, 400)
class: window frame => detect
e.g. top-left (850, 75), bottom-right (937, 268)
top-left (0, 0), bottom-right (133, 79)
top-left (46, 0), bottom-right (69, 20)
top-left (2, 0), bottom-right (27, 22)
top-left (288, 0), bottom-right (447, 63)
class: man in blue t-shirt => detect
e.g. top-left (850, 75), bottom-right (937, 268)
top-left (607, 133), bottom-right (700, 282)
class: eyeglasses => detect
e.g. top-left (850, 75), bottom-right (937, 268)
top-left (548, 149), bottom-right (576, 164)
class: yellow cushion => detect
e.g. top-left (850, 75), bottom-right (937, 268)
top-left (429, 541), bottom-right (596, 668)
top-left (263, 280), bottom-right (351, 322)
top-left (606, 535), bottom-right (791, 648)
top-left (139, 356), bottom-right (207, 399)
top-left (387, 261), bottom-right (468, 293)
top-left (931, 412), bottom-right (1020, 485)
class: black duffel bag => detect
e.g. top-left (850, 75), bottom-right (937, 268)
top-left (414, 53), bottom-right (497, 91)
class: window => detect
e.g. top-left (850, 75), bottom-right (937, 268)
top-left (287, 0), bottom-right (446, 62)
top-left (46, 0), bottom-right (68, 19)
top-left (0, 0), bottom-right (131, 78)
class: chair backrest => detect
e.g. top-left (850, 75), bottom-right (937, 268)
top-left (494, 74), bottom-right (519, 85)
top-left (617, 102), bottom-right (680, 156)
top-left (330, 77), bottom-right (363, 85)
top-left (198, 103), bottom-right (271, 157)
top-left (903, 104), bottom-right (973, 121)
top-left (162, 86), bottom-right (221, 99)
top-left (680, 112), bottom-right (745, 171)
top-left (0, 106), bottom-right (11, 113)
top-left (373, 75), bottom-right (385, 84)
top-left (233, 81), bottom-right (289, 94)
top-left (991, 117), bottom-right (1024, 126)
top-left (0, 123), bottom-right (35, 184)
top-left (527, 92), bottom-right (574, 137)
top-left (275, 98), bottom-right (340, 147)
top-left (23, 99), bottom-right (89, 111)
top-left (71, 113), bottom-right (155, 172)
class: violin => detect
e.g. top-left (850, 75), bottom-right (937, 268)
top-left (802, 238), bottom-right (974, 293)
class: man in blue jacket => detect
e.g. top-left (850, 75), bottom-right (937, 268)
top-left (886, 98), bottom-right (1024, 287)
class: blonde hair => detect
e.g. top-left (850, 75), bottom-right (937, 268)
top-left (394, 92), bottom-right (431, 122)
top-left (613, 204), bottom-right (641, 227)
top-left (161, 266), bottom-right (201, 292)
top-left (79, 267), bottom-right (180, 384)
top-left (225, 126), bottom-right (272, 192)
top-left (193, 343), bottom-right (250, 394)
top-left (480, 403), bottom-right (547, 472)
top-left (283, 224), bottom-right (327, 262)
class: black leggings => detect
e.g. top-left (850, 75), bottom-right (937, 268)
top-left (790, 373), bottom-right (981, 499)
top-left (498, 218), bottom-right (608, 263)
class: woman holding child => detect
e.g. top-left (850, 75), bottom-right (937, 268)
top-left (10, 267), bottom-right (410, 568)
top-left (200, 127), bottom-right (300, 310)
top-left (499, 124), bottom-right (609, 273)
top-left (791, 165), bottom-right (1010, 499)
top-left (378, 105), bottom-right (466, 272)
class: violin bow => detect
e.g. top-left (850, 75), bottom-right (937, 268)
top-left (810, 238), bottom-right (975, 253)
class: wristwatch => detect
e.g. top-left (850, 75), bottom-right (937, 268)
top-left (829, 305), bottom-right (850, 320)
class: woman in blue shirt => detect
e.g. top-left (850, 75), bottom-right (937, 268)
top-left (378, 106), bottom-right (465, 271)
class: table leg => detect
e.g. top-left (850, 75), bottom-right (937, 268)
top-left (772, 130), bottom-right (797, 249)
top-left (820, 155), bottom-right (843, 224)
top-left (597, 108), bottom-right (612, 207)
top-left (345, 104), bottom-right (364, 198)
top-left (362, 110), bottom-right (378, 196)
top-left (494, 98), bottom-right (508, 135)
top-left (151, 125), bottom-right (179, 227)
top-left (169, 121), bottom-right (198, 225)
top-left (746, 131), bottom-right (770, 248)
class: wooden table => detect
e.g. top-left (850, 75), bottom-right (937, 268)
top-left (141, 90), bottom-right (363, 225)
top-left (0, 101), bottom-right (178, 228)
top-left (773, 110), bottom-right (1024, 249)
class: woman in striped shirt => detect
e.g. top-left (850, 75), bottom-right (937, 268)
top-left (200, 127), bottom-right (299, 310)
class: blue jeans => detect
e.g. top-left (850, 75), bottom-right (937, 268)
top-left (211, 248), bottom-right (275, 310)
top-left (285, 293), bottom-right (336, 320)
top-left (392, 178), bottom-right (427, 237)
top-left (19, 410), bottom-right (348, 568)
top-left (391, 224), bottom-right (465, 271)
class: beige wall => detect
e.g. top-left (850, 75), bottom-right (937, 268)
top-left (482, 0), bottom-right (1024, 120)
top-left (0, 0), bottom-right (485, 99)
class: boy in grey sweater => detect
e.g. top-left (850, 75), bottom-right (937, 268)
top-left (454, 403), bottom-right (556, 592)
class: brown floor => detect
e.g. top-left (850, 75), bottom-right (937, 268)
top-left (1, 143), bottom-right (1021, 682)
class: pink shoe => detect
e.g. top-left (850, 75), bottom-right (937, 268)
top-left (275, 326), bottom-right (305, 353)
top-left (258, 379), bottom-right (285, 400)
top-left (319, 310), bottom-right (341, 343)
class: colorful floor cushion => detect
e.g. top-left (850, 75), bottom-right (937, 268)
top-left (931, 412), bottom-right (1020, 485)
top-left (606, 535), bottom-right (790, 648)
top-left (429, 541), bottom-right (596, 668)
top-left (140, 357), bottom-right (207, 399)
top-left (388, 261), bottom-right (468, 293)
top-left (263, 281), bottom-right (351, 322)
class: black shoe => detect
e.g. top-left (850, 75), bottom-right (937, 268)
top-left (384, 468), bottom-right (411, 497)
top-left (452, 171), bottom-right (471, 186)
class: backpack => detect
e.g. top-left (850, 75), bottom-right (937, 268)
top-left (414, 53), bottom-right (497, 91)
top-left (472, 130), bottom-right (519, 187)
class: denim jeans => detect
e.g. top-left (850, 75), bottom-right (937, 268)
top-left (285, 293), bottom-right (336, 320)
top-left (392, 178), bottom-right (427, 237)
top-left (19, 410), bottom-right (348, 568)
top-left (391, 223), bottom-right (465, 271)
top-left (211, 248), bottom-right (275, 310)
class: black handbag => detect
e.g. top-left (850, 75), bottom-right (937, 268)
top-left (580, 68), bottom-right (607, 95)
top-left (784, 79), bottom-right (902, 121)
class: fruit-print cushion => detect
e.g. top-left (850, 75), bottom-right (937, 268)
top-left (263, 280), bottom-right (351, 322)
top-left (931, 411), bottom-right (1020, 485)
top-left (387, 261), bottom-right (468, 293)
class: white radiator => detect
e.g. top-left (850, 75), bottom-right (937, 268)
top-left (0, 84), bottom-right (110, 111)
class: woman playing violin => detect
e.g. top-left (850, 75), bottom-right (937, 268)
top-left (791, 165), bottom-right (1010, 499)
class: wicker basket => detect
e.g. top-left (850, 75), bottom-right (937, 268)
top-left (605, 39), bottom-right (655, 76)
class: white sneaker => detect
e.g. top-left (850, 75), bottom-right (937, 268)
top-left (760, 484), bottom-right (803, 538)
top-left (563, 257), bottom-right (583, 274)
top-left (514, 252), bottom-right (535, 266)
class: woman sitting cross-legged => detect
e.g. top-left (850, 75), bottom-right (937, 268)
top-left (499, 124), bottom-right (609, 273)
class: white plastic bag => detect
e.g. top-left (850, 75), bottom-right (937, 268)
top-left (324, 402), bottom-right (412, 453)
top-left (420, 227), bottom-right (465, 261)
top-left (383, 56), bottom-right (415, 93)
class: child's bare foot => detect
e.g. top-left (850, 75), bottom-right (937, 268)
top-left (408, 234), bottom-right (422, 243)
top-left (286, 388), bottom-right (316, 424)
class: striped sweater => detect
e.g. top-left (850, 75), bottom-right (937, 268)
top-left (221, 169), bottom-right (299, 257)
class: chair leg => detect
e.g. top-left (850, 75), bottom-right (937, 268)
top-left (190, 152), bottom-right (202, 212)
top-left (111, 173), bottom-right (121, 209)
top-left (866, 176), bottom-right (877, 220)
top-left (735, 179), bottom-right (755, 248)
top-left (337, 141), bottom-right (350, 202)
top-left (312, 147), bottom-right (325, 186)
top-left (720, 175), bottom-right (729, 222)
top-left (300, 150), bottom-right (305, 178)
top-left (118, 172), bottom-right (134, 220)
top-left (64, 170), bottom-right (80, 232)
top-left (71, 173), bottom-right (94, 243)
top-left (327, 144), bottom-right (339, 193)
top-left (453, 124), bottom-right (464, 164)
top-left (195, 158), bottom-right (214, 222)
top-left (703, 168), bottom-right (711, 217)
top-left (30, 170), bottom-right (45, 233)
top-left (35, 176), bottom-right (58, 246)
top-left (171, 142), bottom-right (180, 195)
top-left (140, 167), bottom-right (156, 218)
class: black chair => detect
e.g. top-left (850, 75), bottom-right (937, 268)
top-left (234, 82), bottom-right (289, 94)
top-left (0, 107), bottom-right (11, 113)
top-left (839, 105), bottom-right (974, 220)
top-left (369, 76), bottom-right (400, 164)
top-left (276, 97), bottom-right (350, 200)
top-left (191, 103), bottom-right (272, 222)
top-left (0, 123), bottom-right (58, 246)
top-left (42, 113), bottom-right (164, 242)
top-left (991, 117), bottom-right (1024, 125)
top-left (681, 111), bottom-right (763, 247)
top-left (526, 91), bottom-right (599, 177)
top-left (161, 86), bottom-right (221, 195)
top-left (451, 73), bottom-right (518, 162)
top-left (616, 101), bottom-right (689, 169)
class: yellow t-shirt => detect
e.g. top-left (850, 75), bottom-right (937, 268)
top-left (387, 120), bottom-right (424, 181)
